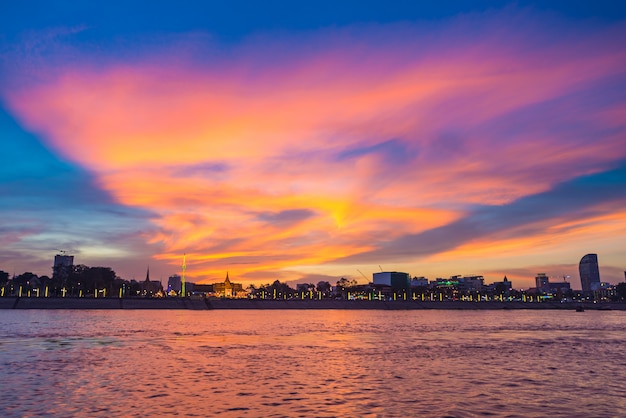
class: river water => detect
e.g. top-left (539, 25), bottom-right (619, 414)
top-left (0, 309), bottom-right (624, 417)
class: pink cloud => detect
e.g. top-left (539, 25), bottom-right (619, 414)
top-left (3, 10), bottom-right (626, 283)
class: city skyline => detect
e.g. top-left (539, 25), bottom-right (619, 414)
top-left (1, 1), bottom-right (626, 288)
top-left (0, 251), bottom-right (616, 293)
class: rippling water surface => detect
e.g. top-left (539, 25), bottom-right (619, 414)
top-left (1, 309), bottom-right (625, 417)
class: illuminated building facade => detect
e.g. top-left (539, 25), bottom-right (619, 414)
top-left (212, 272), bottom-right (244, 297)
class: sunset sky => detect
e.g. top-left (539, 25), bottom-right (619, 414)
top-left (1, 1), bottom-right (625, 289)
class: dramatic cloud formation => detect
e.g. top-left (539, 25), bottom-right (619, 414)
top-left (1, 6), bottom-right (625, 287)
top-left (0, 109), bottom-right (162, 277)
top-left (340, 162), bottom-right (626, 261)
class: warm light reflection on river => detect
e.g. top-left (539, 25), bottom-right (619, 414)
top-left (1, 309), bottom-right (625, 417)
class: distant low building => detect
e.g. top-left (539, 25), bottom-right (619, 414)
top-left (410, 276), bottom-right (429, 288)
top-left (491, 276), bottom-right (512, 294)
top-left (431, 276), bottom-right (460, 289)
top-left (549, 281), bottom-right (571, 292)
top-left (458, 276), bottom-right (484, 292)
top-left (192, 284), bottom-right (214, 295)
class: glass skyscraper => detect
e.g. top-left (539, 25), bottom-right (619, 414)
top-left (579, 253), bottom-right (600, 293)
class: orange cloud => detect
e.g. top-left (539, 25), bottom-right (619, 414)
top-left (4, 18), bottom-right (626, 284)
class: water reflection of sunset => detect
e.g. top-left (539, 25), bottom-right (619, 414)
top-left (4, 310), bottom-right (626, 416)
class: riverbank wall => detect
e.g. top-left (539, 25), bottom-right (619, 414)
top-left (1, 297), bottom-right (624, 310)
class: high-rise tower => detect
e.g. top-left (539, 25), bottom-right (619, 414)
top-left (52, 253), bottom-right (74, 282)
top-left (579, 254), bottom-right (600, 293)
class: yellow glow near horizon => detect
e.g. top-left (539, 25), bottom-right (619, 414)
top-left (4, 22), bottom-right (626, 285)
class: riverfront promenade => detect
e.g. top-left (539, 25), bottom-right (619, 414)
top-left (1, 297), bottom-right (624, 310)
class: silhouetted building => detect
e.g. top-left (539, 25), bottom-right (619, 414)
top-left (549, 281), bottom-right (571, 292)
top-left (52, 253), bottom-right (74, 282)
top-left (579, 254), bottom-right (601, 293)
top-left (535, 273), bottom-right (550, 292)
top-left (491, 276), bottom-right (512, 295)
top-left (431, 276), bottom-right (460, 289)
top-left (167, 274), bottom-right (182, 295)
top-left (373, 272), bottom-right (410, 290)
top-left (458, 276), bottom-right (484, 291)
top-left (0, 270), bottom-right (9, 285)
top-left (410, 276), bottom-right (429, 287)
top-left (54, 254), bottom-right (74, 268)
top-left (140, 267), bottom-right (163, 297)
top-left (191, 283), bottom-right (214, 295)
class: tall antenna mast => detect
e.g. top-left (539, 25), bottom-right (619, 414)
top-left (181, 253), bottom-right (187, 297)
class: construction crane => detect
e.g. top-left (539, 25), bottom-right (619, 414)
top-left (379, 265), bottom-right (384, 272)
top-left (357, 269), bottom-right (368, 281)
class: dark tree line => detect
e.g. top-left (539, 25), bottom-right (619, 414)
top-left (0, 265), bottom-right (153, 297)
top-left (247, 278), bottom-right (356, 299)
